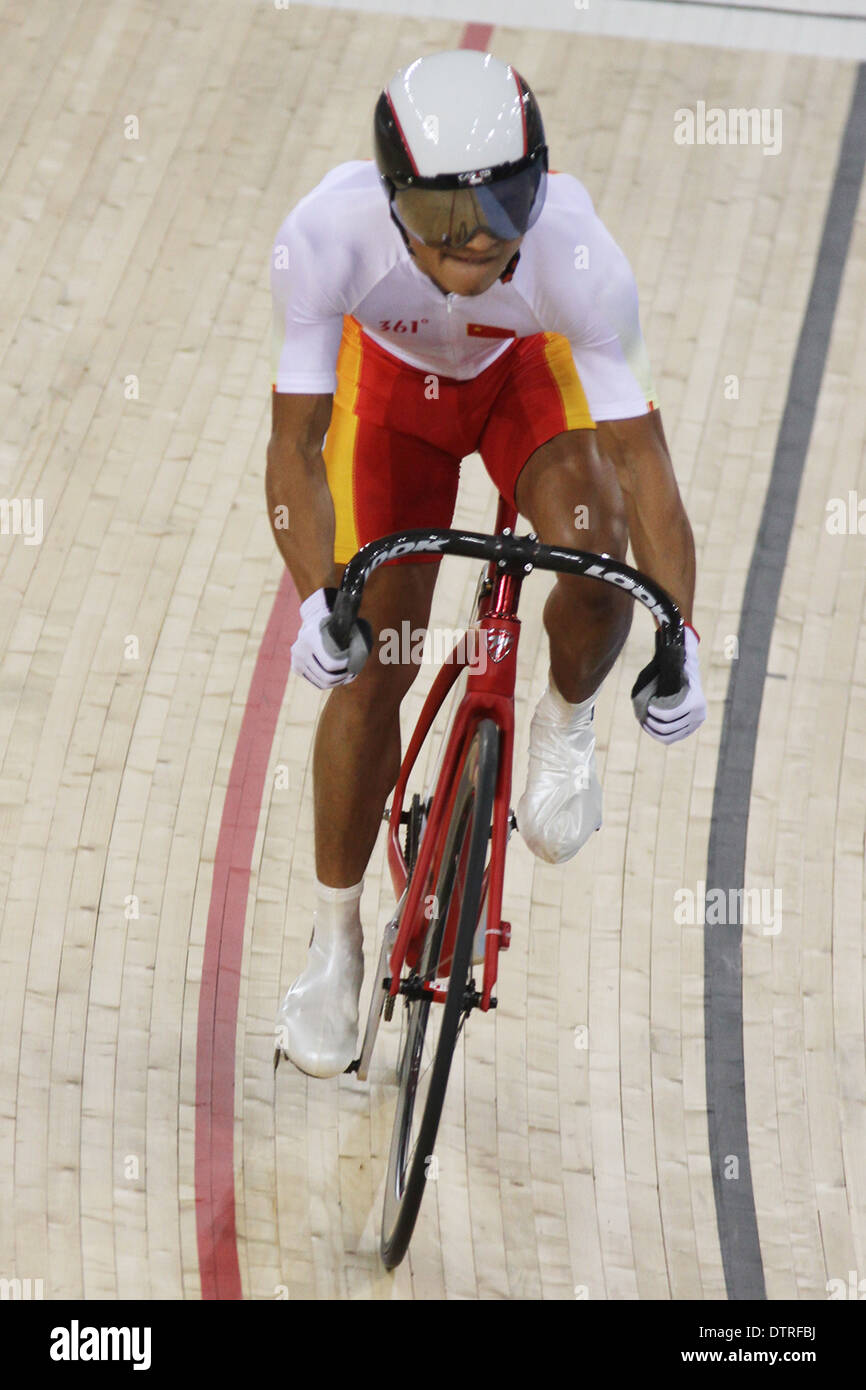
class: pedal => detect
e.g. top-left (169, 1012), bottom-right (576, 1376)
top-left (463, 986), bottom-right (486, 1011)
top-left (355, 913), bottom-right (402, 1082)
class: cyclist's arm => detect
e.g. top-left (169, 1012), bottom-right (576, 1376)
top-left (597, 409), bottom-right (697, 627)
top-left (543, 201), bottom-right (696, 625)
top-left (265, 391), bottom-right (337, 602)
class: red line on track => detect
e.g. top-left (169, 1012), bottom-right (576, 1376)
top-left (461, 22), bottom-right (494, 50)
top-left (195, 568), bottom-right (300, 1300)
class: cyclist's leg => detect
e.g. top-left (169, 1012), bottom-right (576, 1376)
top-left (317, 390), bottom-right (464, 892)
top-left (510, 429), bottom-right (631, 861)
top-left (278, 320), bottom-right (479, 1074)
top-left (479, 332), bottom-right (638, 862)
top-left (313, 318), bottom-right (481, 889)
top-left (513, 426), bottom-right (632, 703)
top-left (479, 331), bottom-right (636, 701)
top-left (312, 556), bottom-right (439, 889)
top-left (276, 413), bottom-right (459, 1075)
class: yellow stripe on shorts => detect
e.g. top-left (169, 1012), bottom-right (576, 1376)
top-left (323, 316), bottom-right (363, 564)
top-left (542, 332), bottom-right (596, 431)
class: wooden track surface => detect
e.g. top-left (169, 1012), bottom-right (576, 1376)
top-left (0, 0), bottom-right (864, 1301)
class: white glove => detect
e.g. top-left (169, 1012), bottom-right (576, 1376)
top-left (291, 587), bottom-right (372, 690)
top-left (631, 624), bottom-right (706, 744)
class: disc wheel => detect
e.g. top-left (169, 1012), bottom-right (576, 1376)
top-left (380, 718), bottom-right (499, 1269)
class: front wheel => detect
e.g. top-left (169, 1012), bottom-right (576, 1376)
top-left (380, 718), bottom-right (499, 1269)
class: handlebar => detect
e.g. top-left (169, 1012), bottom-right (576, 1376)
top-left (326, 527), bottom-right (685, 695)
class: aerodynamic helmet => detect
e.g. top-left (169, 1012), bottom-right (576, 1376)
top-left (373, 50), bottom-right (548, 250)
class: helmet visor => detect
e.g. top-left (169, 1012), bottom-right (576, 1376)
top-left (392, 162), bottom-right (547, 249)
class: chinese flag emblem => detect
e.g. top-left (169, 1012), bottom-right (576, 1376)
top-left (467, 324), bottom-right (517, 339)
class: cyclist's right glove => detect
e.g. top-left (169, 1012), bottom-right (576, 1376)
top-left (291, 587), bottom-right (373, 690)
top-left (631, 624), bottom-right (706, 744)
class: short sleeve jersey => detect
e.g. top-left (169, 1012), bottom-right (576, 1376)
top-left (270, 160), bottom-right (657, 420)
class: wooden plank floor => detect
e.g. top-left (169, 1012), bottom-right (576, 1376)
top-left (0, 0), bottom-right (863, 1300)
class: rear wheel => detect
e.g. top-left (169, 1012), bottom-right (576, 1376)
top-left (380, 718), bottom-right (499, 1269)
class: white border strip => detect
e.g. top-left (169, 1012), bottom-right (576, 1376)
top-left (296, 0), bottom-right (866, 61)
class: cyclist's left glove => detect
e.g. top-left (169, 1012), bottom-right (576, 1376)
top-left (291, 587), bottom-right (373, 690)
top-left (631, 624), bottom-right (706, 744)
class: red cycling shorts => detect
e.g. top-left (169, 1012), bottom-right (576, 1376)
top-left (322, 315), bottom-right (595, 566)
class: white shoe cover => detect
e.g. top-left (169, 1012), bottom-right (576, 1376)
top-left (516, 681), bottom-right (603, 864)
top-left (275, 916), bottom-right (364, 1078)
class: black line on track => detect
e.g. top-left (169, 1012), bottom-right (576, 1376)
top-left (644, 0), bottom-right (866, 24)
top-left (704, 62), bottom-right (866, 1301)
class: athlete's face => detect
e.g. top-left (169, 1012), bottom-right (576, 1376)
top-left (408, 229), bottom-right (522, 297)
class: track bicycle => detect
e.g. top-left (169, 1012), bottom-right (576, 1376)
top-left (328, 494), bottom-right (685, 1269)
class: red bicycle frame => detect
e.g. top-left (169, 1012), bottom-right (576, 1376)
top-left (384, 496), bottom-right (521, 1013)
top-left (328, 498), bottom-right (684, 1023)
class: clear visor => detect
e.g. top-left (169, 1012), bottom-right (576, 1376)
top-left (392, 164), bottom-right (546, 249)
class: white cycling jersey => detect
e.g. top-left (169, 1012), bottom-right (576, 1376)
top-left (270, 160), bottom-right (657, 421)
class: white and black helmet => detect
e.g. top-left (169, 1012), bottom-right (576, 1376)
top-left (374, 50), bottom-right (548, 250)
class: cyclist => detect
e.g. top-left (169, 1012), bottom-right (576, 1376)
top-left (268, 50), bottom-right (706, 1078)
